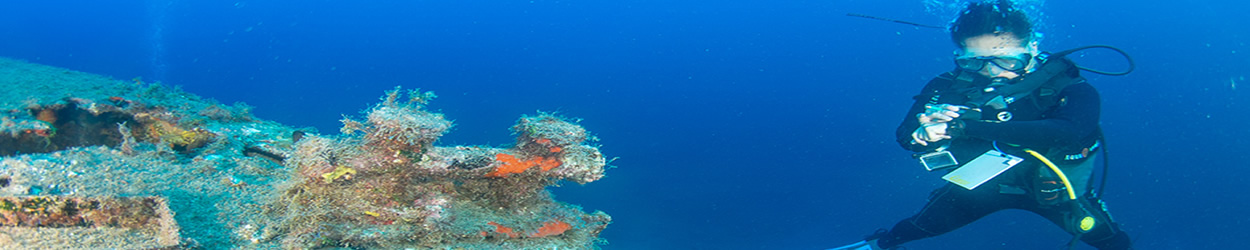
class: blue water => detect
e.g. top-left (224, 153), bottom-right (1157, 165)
top-left (3, 1), bottom-right (1247, 249)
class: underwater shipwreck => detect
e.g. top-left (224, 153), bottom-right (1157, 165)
top-left (0, 57), bottom-right (612, 249)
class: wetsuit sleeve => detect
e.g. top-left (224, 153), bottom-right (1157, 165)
top-left (959, 82), bottom-right (1101, 148)
top-left (895, 77), bottom-right (950, 152)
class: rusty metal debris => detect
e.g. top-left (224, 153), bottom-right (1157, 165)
top-left (0, 196), bottom-right (181, 248)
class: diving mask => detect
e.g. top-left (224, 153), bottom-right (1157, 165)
top-left (955, 53), bottom-right (1033, 73)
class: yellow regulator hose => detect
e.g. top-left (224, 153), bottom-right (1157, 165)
top-left (1024, 149), bottom-right (1077, 200)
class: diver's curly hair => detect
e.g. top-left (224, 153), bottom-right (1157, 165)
top-left (949, 0), bottom-right (1034, 47)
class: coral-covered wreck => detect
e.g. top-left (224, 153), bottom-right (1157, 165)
top-left (0, 57), bottom-right (612, 248)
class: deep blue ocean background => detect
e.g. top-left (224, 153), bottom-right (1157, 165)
top-left (3, 0), bottom-right (1247, 249)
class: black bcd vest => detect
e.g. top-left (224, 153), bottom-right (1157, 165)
top-left (919, 56), bottom-right (1102, 165)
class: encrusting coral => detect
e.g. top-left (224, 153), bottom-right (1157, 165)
top-left (265, 87), bottom-right (612, 249)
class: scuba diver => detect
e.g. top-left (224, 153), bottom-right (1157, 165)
top-left (833, 1), bottom-right (1133, 249)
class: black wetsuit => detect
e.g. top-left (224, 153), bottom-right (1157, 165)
top-left (873, 68), bottom-right (1133, 250)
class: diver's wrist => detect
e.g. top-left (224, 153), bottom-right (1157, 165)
top-left (946, 120), bottom-right (966, 138)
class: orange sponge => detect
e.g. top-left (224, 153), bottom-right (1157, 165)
top-left (529, 220), bottom-right (572, 238)
top-left (485, 220), bottom-right (571, 238)
top-left (488, 221), bottom-right (521, 238)
top-left (486, 153), bottom-right (561, 177)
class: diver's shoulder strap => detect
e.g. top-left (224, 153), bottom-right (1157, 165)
top-left (910, 71), bottom-right (961, 101)
top-left (1032, 56), bottom-right (1085, 110)
top-left (1000, 54), bottom-right (1076, 100)
top-left (918, 70), bottom-right (985, 102)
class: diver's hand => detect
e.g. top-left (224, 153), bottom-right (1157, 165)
top-left (911, 122), bottom-right (950, 146)
top-left (918, 104), bottom-right (966, 124)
